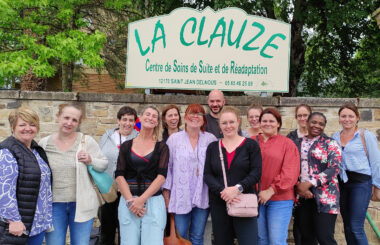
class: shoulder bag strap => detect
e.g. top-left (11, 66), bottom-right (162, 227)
top-left (218, 140), bottom-right (228, 188)
top-left (81, 133), bottom-right (86, 151)
top-left (359, 129), bottom-right (370, 163)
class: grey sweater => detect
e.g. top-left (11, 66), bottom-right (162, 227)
top-left (99, 128), bottom-right (139, 178)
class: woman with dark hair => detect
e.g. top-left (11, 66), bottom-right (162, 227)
top-left (116, 106), bottom-right (169, 245)
top-left (0, 107), bottom-right (52, 245)
top-left (287, 104), bottom-right (312, 145)
top-left (242, 103), bottom-right (263, 138)
top-left (333, 103), bottom-right (380, 245)
top-left (161, 104), bottom-right (182, 142)
top-left (294, 112), bottom-right (341, 245)
top-left (163, 104), bottom-right (216, 245)
top-left (98, 106), bottom-right (139, 245)
top-left (257, 108), bottom-right (300, 245)
top-left (40, 103), bottom-right (108, 245)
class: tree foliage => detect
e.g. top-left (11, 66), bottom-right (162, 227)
top-left (1, 0), bottom-right (379, 96)
top-left (187, 0), bottom-right (380, 97)
top-left (0, 0), bottom-right (111, 90)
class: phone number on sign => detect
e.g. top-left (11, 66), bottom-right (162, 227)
top-left (225, 80), bottom-right (254, 86)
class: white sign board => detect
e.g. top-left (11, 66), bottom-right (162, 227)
top-left (126, 7), bottom-right (291, 92)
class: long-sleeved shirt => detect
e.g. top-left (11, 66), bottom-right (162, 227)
top-left (333, 129), bottom-right (380, 188)
top-left (162, 130), bottom-right (217, 214)
top-left (204, 138), bottom-right (262, 204)
top-left (0, 148), bottom-right (52, 236)
top-left (257, 134), bottom-right (300, 201)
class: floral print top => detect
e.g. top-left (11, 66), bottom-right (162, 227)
top-left (296, 134), bottom-right (342, 214)
top-left (0, 148), bottom-right (53, 236)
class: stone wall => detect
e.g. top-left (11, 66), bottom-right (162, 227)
top-left (1, 90), bottom-right (380, 244)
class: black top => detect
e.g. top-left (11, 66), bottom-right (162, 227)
top-left (115, 139), bottom-right (169, 196)
top-left (206, 113), bottom-right (223, 139)
top-left (286, 129), bottom-right (302, 147)
top-left (204, 138), bottom-right (262, 204)
top-left (205, 113), bottom-right (243, 139)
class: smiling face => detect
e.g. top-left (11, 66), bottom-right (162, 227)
top-left (339, 108), bottom-right (359, 130)
top-left (307, 114), bottom-right (326, 137)
top-left (57, 106), bottom-right (82, 135)
top-left (219, 111), bottom-right (240, 137)
top-left (247, 108), bottom-right (261, 129)
top-left (207, 90), bottom-right (225, 116)
top-left (185, 111), bottom-right (204, 130)
top-left (13, 118), bottom-right (38, 146)
top-left (140, 107), bottom-right (159, 130)
top-left (260, 113), bottom-right (280, 137)
top-left (296, 106), bottom-right (311, 128)
top-left (164, 108), bottom-right (180, 130)
top-left (118, 114), bottom-right (136, 136)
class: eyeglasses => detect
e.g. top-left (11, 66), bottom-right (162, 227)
top-left (188, 112), bottom-right (204, 117)
top-left (296, 114), bottom-right (309, 119)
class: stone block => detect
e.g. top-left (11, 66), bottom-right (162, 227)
top-left (0, 90), bottom-right (19, 99)
top-left (7, 100), bottom-right (21, 109)
top-left (99, 118), bottom-right (117, 124)
top-left (93, 110), bottom-right (108, 117)
top-left (280, 97), bottom-right (356, 107)
top-left (20, 91), bottom-right (77, 101)
top-left (360, 110), bottom-right (372, 122)
top-left (358, 98), bottom-right (380, 108)
top-left (78, 92), bottom-right (144, 103)
top-left (145, 94), bottom-right (206, 105)
top-left (374, 109), bottom-right (380, 121)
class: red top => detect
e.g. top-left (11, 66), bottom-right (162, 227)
top-left (257, 134), bottom-right (300, 201)
top-left (221, 138), bottom-right (246, 169)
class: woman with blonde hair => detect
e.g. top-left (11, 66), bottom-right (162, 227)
top-left (0, 107), bottom-right (52, 245)
top-left (39, 103), bottom-right (108, 245)
top-left (116, 106), bottom-right (169, 245)
top-left (242, 103), bottom-right (263, 138)
top-left (204, 106), bottom-right (262, 245)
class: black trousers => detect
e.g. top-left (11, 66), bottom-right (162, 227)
top-left (99, 193), bottom-right (121, 245)
top-left (294, 198), bottom-right (337, 245)
top-left (210, 201), bottom-right (258, 245)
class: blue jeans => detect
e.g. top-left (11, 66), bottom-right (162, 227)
top-left (45, 202), bottom-right (94, 245)
top-left (118, 195), bottom-right (166, 245)
top-left (174, 207), bottom-right (209, 245)
top-left (258, 200), bottom-right (294, 245)
top-left (26, 231), bottom-right (45, 245)
top-left (340, 179), bottom-right (372, 245)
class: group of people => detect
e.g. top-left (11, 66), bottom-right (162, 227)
top-left (0, 90), bottom-right (379, 245)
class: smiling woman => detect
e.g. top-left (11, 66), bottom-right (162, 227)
top-left (256, 107), bottom-right (300, 245)
top-left (115, 105), bottom-right (169, 245)
top-left (98, 106), bottom-right (139, 245)
top-left (0, 107), bottom-right (52, 245)
top-left (39, 103), bottom-right (108, 245)
top-left (294, 112), bottom-right (341, 244)
top-left (161, 104), bottom-right (182, 142)
top-left (163, 104), bottom-right (216, 245)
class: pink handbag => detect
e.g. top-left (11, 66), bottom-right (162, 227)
top-left (218, 140), bottom-right (258, 217)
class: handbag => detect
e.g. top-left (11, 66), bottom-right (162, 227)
top-left (163, 214), bottom-right (191, 245)
top-left (218, 140), bottom-right (258, 217)
top-left (360, 129), bottom-right (380, 202)
top-left (81, 135), bottom-right (118, 205)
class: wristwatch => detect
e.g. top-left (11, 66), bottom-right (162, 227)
top-left (236, 184), bottom-right (243, 193)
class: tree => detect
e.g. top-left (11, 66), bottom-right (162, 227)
top-left (0, 0), bottom-right (108, 91)
top-left (188, 0), bottom-right (379, 97)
